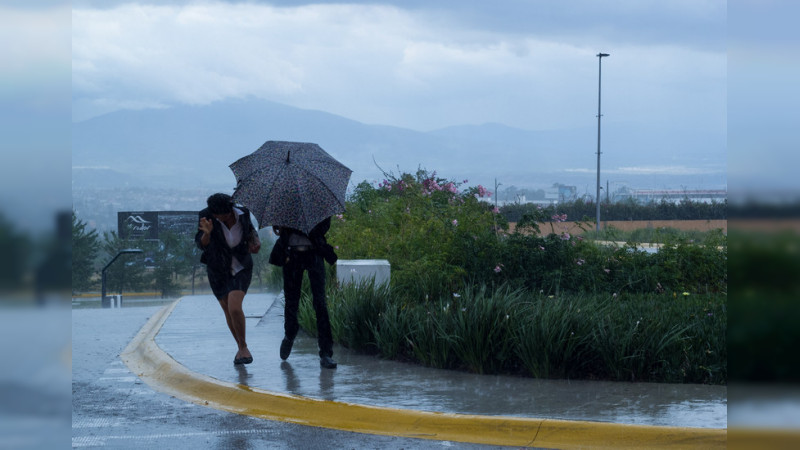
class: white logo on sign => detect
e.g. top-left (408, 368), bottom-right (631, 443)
top-left (126, 215), bottom-right (152, 232)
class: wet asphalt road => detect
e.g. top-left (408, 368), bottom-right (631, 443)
top-left (1, 305), bottom-right (71, 449)
top-left (72, 300), bottom-right (525, 449)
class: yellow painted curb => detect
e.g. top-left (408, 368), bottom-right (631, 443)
top-left (121, 299), bottom-right (727, 449)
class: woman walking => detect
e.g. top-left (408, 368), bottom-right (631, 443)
top-left (195, 193), bottom-right (261, 365)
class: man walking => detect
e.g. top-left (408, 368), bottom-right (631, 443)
top-left (269, 217), bottom-right (338, 369)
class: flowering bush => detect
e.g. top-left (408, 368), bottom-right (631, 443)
top-left (328, 169), bottom-right (726, 300)
top-left (328, 169), bottom-right (504, 300)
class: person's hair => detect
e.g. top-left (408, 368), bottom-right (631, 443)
top-left (207, 193), bottom-right (233, 215)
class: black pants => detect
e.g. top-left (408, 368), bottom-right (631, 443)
top-left (282, 250), bottom-right (333, 357)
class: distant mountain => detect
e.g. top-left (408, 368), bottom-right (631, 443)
top-left (72, 98), bottom-right (725, 193)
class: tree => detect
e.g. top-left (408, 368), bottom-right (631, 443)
top-left (72, 212), bottom-right (100, 294)
top-left (150, 230), bottom-right (196, 298)
top-left (0, 212), bottom-right (30, 291)
top-left (100, 231), bottom-right (149, 294)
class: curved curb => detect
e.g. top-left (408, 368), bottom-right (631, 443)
top-left (121, 299), bottom-right (727, 449)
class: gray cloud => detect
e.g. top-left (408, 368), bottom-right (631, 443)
top-left (0, 4), bottom-right (71, 231)
top-left (72, 1), bottom-right (726, 136)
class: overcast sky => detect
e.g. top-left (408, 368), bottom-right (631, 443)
top-left (2, 0), bottom-right (799, 232)
top-left (72, 0), bottom-right (726, 136)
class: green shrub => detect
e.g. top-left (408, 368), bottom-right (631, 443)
top-left (328, 170), bottom-right (503, 301)
top-left (292, 169), bottom-right (727, 384)
top-left (299, 281), bottom-right (727, 384)
top-left (326, 279), bottom-right (386, 352)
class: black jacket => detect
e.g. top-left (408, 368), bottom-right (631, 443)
top-left (269, 217), bottom-right (338, 267)
top-left (194, 206), bottom-right (257, 275)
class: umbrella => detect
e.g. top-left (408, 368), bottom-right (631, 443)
top-left (229, 141), bottom-right (352, 235)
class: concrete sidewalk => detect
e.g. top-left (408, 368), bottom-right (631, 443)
top-left (122, 293), bottom-right (727, 448)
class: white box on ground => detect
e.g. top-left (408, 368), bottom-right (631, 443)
top-left (336, 259), bottom-right (390, 288)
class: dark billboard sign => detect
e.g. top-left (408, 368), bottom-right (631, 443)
top-left (118, 211), bottom-right (197, 240)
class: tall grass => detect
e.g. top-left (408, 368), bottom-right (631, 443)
top-left (299, 282), bottom-right (727, 384)
top-left (515, 294), bottom-right (600, 379)
top-left (369, 299), bottom-right (413, 359)
top-left (444, 285), bottom-right (520, 374)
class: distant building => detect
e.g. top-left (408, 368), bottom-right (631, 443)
top-left (546, 184), bottom-right (577, 203)
top-left (489, 183), bottom-right (726, 207)
top-left (488, 184), bottom-right (578, 207)
top-left (613, 188), bottom-right (726, 204)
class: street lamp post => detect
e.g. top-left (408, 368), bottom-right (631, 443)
top-left (595, 52), bottom-right (610, 231)
top-left (101, 248), bottom-right (143, 308)
top-left (493, 178), bottom-right (502, 236)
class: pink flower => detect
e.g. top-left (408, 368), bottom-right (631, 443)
top-left (560, 232), bottom-right (571, 240)
top-left (494, 265), bottom-right (502, 273)
top-left (476, 185), bottom-right (492, 198)
top-left (492, 207), bottom-right (500, 214)
top-left (423, 178), bottom-right (442, 192)
top-left (452, 219), bottom-right (458, 226)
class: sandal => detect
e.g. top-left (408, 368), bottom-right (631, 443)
top-left (233, 355), bottom-right (253, 365)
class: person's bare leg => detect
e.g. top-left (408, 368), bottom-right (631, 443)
top-left (227, 290), bottom-right (250, 360)
top-left (217, 295), bottom-right (243, 349)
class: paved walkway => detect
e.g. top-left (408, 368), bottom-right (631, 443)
top-left (122, 293), bottom-right (727, 448)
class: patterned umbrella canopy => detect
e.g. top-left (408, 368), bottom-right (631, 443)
top-left (230, 141), bottom-right (352, 235)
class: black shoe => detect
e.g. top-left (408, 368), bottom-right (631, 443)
top-left (233, 356), bottom-right (253, 365)
top-left (280, 337), bottom-right (294, 360)
top-left (320, 355), bottom-right (337, 369)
